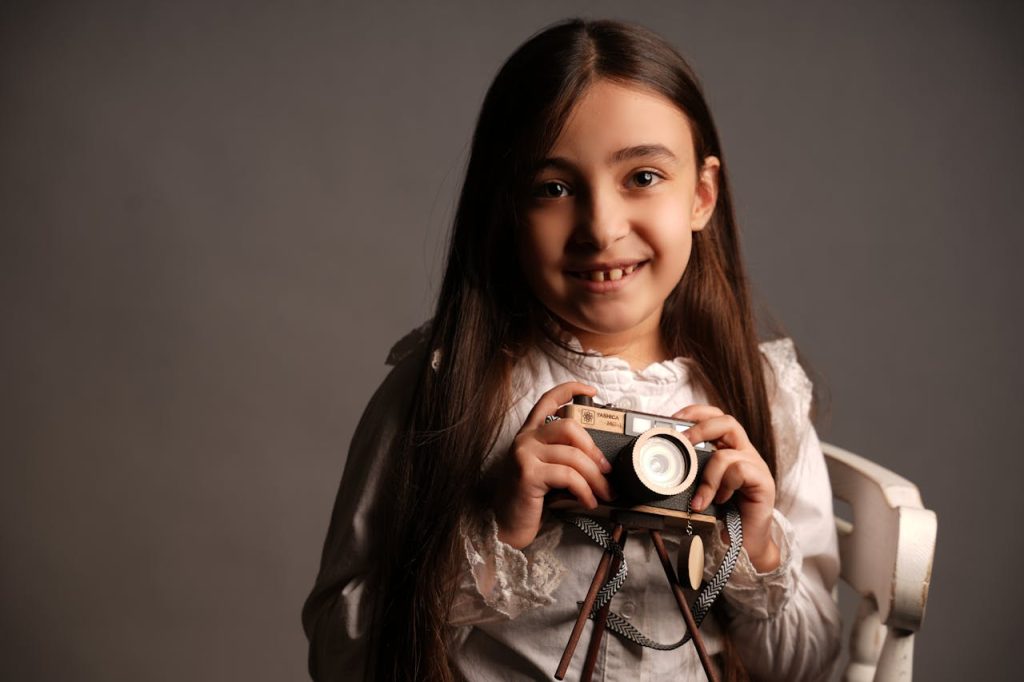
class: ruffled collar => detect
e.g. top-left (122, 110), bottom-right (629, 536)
top-left (538, 331), bottom-right (692, 388)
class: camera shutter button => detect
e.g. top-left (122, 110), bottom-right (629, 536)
top-left (616, 395), bottom-right (638, 410)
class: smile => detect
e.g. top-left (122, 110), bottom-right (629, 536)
top-left (567, 261), bottom-right (647, 283)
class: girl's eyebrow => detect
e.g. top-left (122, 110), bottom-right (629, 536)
top-left (536, 144), bottom-right (679, 173)
top-left (608, 143), bottom-right (679, 165)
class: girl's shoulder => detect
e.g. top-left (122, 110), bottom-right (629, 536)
top-left (386, 319), bottom-right (435, 369)
top-left (344, 322), bottom-right (436, 448)
top-left (758, 337), bottom-right (815, 476)
top-left (759, 337), bottom-right (813, 413)
top-left (361, 325), bottom-right (430, 428)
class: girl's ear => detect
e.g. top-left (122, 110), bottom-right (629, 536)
top-left (691, 156), bottom-right (721, 232)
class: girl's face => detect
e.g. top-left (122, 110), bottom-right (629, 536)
top-left (519, 79), bottom-right (719, 354)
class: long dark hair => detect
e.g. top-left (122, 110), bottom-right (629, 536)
top-left (373, 18), bottom-right (774, 681)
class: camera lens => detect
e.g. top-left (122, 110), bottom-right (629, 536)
top-left (638, 437), bottom-right (687, 488)
top-left (621, 427), bottom-right (699, 500)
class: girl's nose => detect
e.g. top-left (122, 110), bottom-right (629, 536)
top-left (573, 188), bottom-right (629, 251)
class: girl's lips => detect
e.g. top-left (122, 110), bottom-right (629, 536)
top-left (566, 260), bottom-right (648, 292)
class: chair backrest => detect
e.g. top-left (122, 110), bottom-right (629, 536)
top-left (822, 443), bottom-right (937, 682)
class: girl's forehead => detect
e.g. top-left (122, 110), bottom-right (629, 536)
top-left (548, 80), bottom-right (696, 163)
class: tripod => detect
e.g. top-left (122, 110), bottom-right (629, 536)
top-left (554, 509), bottom-right (719, 682)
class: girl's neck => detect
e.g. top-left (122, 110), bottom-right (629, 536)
top-left (560, 316), bottom-right (671, 372)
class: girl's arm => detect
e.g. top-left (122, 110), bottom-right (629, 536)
top-left (302, 336), bottom-right (583, 672)
top-left (702, 339), bottom-right (841, 680)
top-left (301, 350), bottom-right (419, 681)
top-left (706, 421), bottom-right (841, 680)
top-left (450, 381), bottom-right (612, 626)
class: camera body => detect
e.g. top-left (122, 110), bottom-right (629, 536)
top-left (552, 395), bottom-right (717, 527)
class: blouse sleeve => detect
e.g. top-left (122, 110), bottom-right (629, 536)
top-left (300, 350), bottom-right (421, 682)
top-left (449, 385), bottom-right (569, 625)
top-left (302, 331), bottom-right (566, 679)
top-left (703, 338), bottom-right (842, 680)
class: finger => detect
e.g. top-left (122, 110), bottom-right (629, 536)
top-left (713, 461), bottom-right (749, 505)
top-left (682, 414), bottom-right (752, 451)
top-left (671, 404), bottom-right (725, 421)
top-left (535, 445), bottom-right (615, 501)
top-left (538, 463), bottom-right (599, 510)
top-left (536, 417), bottom-right (611, 473)
top-left (690, 448), bottom-right (743, 511)
top-left (523, 381), bottom-right (597, 430)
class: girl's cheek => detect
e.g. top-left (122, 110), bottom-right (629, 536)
top-left (650, 194), bottom-right (694, 224)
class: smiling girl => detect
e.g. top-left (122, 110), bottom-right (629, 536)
top-left (303, 18), bottom-right (840, 682)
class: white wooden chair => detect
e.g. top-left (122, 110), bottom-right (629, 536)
top-left (823, 443), bottom-right (938, 682)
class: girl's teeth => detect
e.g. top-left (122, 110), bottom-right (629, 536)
top-left (581, 266), bottom-right (640, 282)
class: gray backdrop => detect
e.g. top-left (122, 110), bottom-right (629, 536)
top-left (2, 1), bottom-right (1021, 680)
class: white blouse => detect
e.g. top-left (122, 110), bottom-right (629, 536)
top-left (302, 326), bottom-right (841, 681)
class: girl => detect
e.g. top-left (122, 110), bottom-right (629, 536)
top-left (303, 18), bottom-right (840, 682)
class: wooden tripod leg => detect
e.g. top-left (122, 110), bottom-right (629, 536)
top-left (650, 530), bottom-right (719, 682)
top-left (555, 524), bottom-right (625, 681)
top-left (580, 527), bottom-right (629, 682)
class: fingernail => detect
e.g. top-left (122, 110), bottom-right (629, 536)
top-left (691, 494), bottom-right (704, 510)
top-left (599, 457), bottom-right (612, 473)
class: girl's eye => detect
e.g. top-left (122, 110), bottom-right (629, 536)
top-left (629, 170), bottom-right (663, 188)
top-left (534, 181), bottom-right (571, 199)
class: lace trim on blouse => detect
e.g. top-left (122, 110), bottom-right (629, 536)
top-left (703, 508), bottom-right (802, 619)
top-left (457, 512), bottom-right (566, 621)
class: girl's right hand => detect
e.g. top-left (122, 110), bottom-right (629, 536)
top-left (493, 382), bottom-right (616, 549)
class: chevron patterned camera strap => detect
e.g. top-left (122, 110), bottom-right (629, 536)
top-left (561, 504), bottom-right (742, 651)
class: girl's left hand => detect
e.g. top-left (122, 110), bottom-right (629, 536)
top-left (672, 404), bottom-right (780, 573)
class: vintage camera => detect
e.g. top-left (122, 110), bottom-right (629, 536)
top-left (549, 395), bottom-right (717, 528)
top-left (549, 396), bottom-right (739, 674)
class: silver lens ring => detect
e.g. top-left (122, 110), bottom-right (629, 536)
top-left (629, 427), bottom-right (698, 496)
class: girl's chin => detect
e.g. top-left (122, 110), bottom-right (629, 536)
top-left (554, 313), bottom-right (662, 344)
